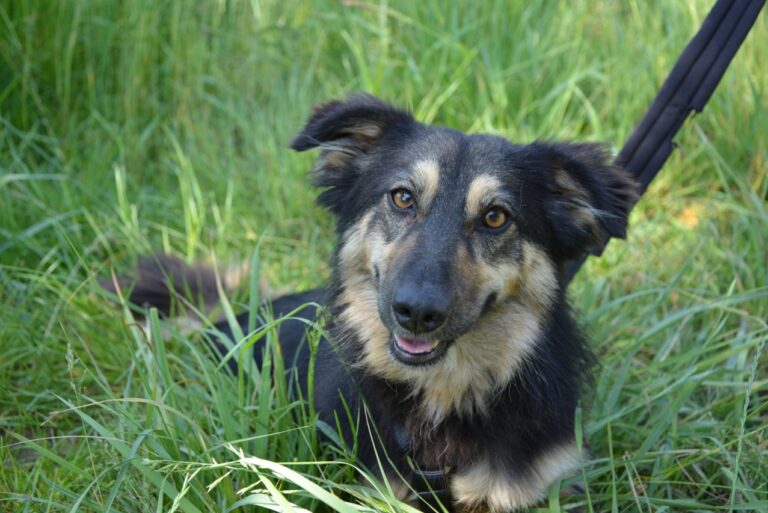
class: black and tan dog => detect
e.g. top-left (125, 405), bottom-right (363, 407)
top-left (118, 94), bottom-right (637, 512)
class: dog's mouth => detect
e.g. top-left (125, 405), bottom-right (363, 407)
top-left (390, 333), bottom-right (451, 365)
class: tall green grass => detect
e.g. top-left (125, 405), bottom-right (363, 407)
top-left (1, 1), bottom-right (766, 511)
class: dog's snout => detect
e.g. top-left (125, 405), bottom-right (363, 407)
top-left (392, 285), bottom-right (448, 334)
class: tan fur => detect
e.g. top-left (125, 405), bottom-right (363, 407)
top-left (554, 169), bottom-right (600, 234)
top-left (337, 206), bottom-right (559, 424)
top-left (410, 301), bottom-right (543, 422)
top-left (341, 121), bottom-right (382, 141)
top-left (411, 159), bottom-right (440, 212)
top-left (505, 243), bottom-right (558, 312)
top-left (453, 243), bottom-right (476, 291)
top-left (315, 139), bottom-right (359, 170)
top-left (504, 274), bottom-right (520, 298)
top-left (378, 231), bottom-right (419, 278)
top-left (387, 474), bottom-right (417, 503)
top-left (338, 211), bottom-right (374, 275)
top-left (477, 242), bottom-right (557, 317)
top-left (336, 212), bottom-right (389, 359)
top-left (451, 443), bottom-right (581, 512)
top-left (465, 175), bottom-right (504, 220)
top-left (336, 212), bottom-right (401, 391)
top-left (311, 119), bottom-right (385, 171)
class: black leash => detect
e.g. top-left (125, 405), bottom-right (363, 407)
top-left (563, 0), bottom-right (765, 285)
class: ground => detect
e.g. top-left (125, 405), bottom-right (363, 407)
top-left (1, 1), bottom-right (766, 512)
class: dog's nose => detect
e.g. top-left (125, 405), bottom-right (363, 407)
top-left (392, 286), bottom-right (448, 334)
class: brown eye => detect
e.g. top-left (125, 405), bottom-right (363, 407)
top-left (391, 189), bottom-right (415, 209)
top-left (482, 207), bottom-right (508, 230)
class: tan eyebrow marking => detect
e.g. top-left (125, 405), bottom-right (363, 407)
top-left (411, 160), bottom-right (440, 210)
top-left (465, 174), bottom-right (504, 219)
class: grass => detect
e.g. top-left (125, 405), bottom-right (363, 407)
top-left (1, 0), bottom-right (766, 511)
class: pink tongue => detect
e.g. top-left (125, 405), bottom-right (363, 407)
top-left (395, 334), bottom-right (434, 354)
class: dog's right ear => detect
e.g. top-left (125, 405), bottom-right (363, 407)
top-left (291, 94), bottom-right (415, 214)
top-left (291, 93), bottom-right (414, 156)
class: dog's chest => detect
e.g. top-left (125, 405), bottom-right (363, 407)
top-left (360, 375), bottom-right (485, 472)
top-left (403, 417), bottom-right (479, 471)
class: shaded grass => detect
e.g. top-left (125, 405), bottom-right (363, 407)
top-left (1, 0), bottom-right (766, 511)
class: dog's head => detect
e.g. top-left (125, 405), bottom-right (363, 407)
top-left (292, 94), bottom-right (637, 420)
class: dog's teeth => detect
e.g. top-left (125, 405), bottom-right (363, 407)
top-left (430, 340), bottom-right (440, 349)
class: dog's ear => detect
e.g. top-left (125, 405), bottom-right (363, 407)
top-left (290, 94), bottom-right (416, 214)
top-left (534, 142), bottom-right (639, 259)
top-left (291, 93), bottom-right (413, 156)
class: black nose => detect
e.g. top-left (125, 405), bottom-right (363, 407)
top-left (392, 286), bottom-right (448, 334)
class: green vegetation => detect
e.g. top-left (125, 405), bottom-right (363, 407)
top-left (1, 1), bottom-right (765, 511)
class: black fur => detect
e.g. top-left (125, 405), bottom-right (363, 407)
top-left (115, 94), bottom-right (638, 512)
top-left (101, 254), bottom-right (222, 316)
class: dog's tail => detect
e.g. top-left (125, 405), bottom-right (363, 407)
top-left (101, 253), bottom-right (247, 319)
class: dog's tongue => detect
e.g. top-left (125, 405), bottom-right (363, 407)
top-left (395, 334), bottom-right (436, 354)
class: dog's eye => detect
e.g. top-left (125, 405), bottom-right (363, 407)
top-left (481, 207), bottom-right (509, 230)
top-left (391, 189), bottom-right (415, 209)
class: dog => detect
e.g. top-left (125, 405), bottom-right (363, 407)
top-left (113, 94), bottom-right (638, 512)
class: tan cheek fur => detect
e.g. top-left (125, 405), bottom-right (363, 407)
top-left (499, 242), bottom-right (558, 311)
top-left (336, 212), bottom-right (415, 378)
top-left (336, 212), bottom-right (391, 357)
top-left (451, 443), bottom-right (580, 512)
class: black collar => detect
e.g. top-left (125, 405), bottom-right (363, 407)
top-left (393, 424), bottom-right (454, 504)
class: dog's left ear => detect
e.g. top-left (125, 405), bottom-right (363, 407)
top-left (536, 142), bottom-right (639, 259)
